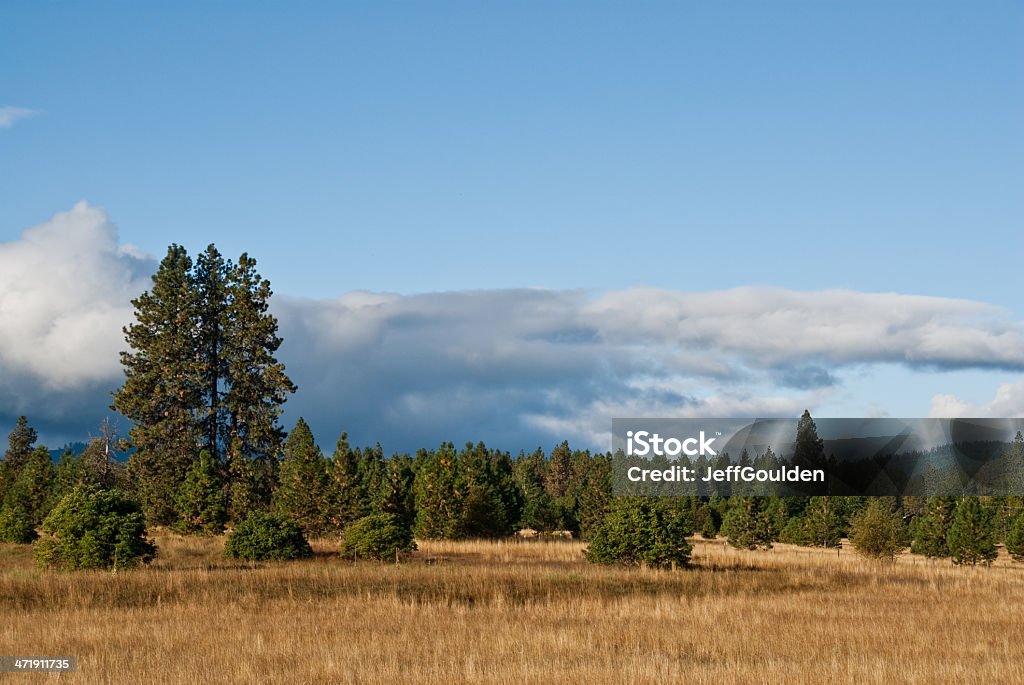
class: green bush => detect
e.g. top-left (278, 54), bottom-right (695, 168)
top-left (585, 497), bottom-right (692, 569)
top-left (0, 504), bottom-right (38, 544)
top-left (341, 513), bottom-right (416, 561)
top-left (224, 511), bottom-right (313, 561)
top-left (34, 486), bottom-right (156, 570)
top-left (849, 499), bottom-right (905, 561)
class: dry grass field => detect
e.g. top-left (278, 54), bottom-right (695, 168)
top-left (2, 533), bottom-right (1023, 684)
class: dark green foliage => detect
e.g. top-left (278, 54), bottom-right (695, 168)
top-left (514, 448), bottom-right (560, 532)
top-left (1, 416), bottom-right (40, 509)
top-left (413, 443), bottom-right (462, 539)
top-left (946, 497), bottom-right (997, 566)
top-left (585, 497), bottom-right (692, 569)
top-left (113, 244), bottom-right (294, 526)
top-left (459, 442), bottom-right (520, 538)
top-left (326, 432), bottom-right (367, 531)
top-left (849, 498), bottom-right (905, 560)
top-left (175, 450), bottom-right (227, 535)
top-left (546, 441), bottom-right (573, 499)
top-left (799, 496), bottom-right (843, 548)
top-left (227, 449), bottom-right (276, 523)
top-left (341, 513), bottom-right (416, 561)
top-left (911, 496), bottom-right (956, 558)
top-left (115, 245), bottom-right (203, 524)
top-left (221, 252), bottom-right (296, 481)
top-left (1006, 513), bottom-right (1024, 562)
top-left (575, 453), bottom-right (613, 540)
top-left (0, 504), bottom-right (38, 543)
top-left (34, 486), bottom-right (156, 571)
top-left (274, 418), bottom-right (332, 536)
top-left (722, 497), bottom-right (775, 550)
top-left (4, 446), bottom-right (55, 526)
top-left (224, 511), bottom-right (312, 561)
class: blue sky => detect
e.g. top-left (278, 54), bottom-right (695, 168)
top-left (1, 2), bottom-right (1022, 452)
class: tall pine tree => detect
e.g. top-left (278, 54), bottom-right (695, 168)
top-left (113, 244), bottom-right (294, 525)
top-left (115, 245), bottom-right (202, 524)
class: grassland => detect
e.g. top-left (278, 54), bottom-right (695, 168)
top-left (2, 534), bottom-right (1023, 684)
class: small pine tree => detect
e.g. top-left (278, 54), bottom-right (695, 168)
top-left (910, 496), bottom-right (956, 558)
top-left (946, 497), bottom-right (997, 566)
top-left (849, 499), bottom-right (905, 561)
top-left (1006, 513), bottom-right (1024, 562)
top-left (274, 418), bottom-right (332, 536)
top-left (412, 443), bottom-right (463, 539)
top-left (34, 486), bottom-right (157, 570)
top-left (800, 496), bottom-right (843, 549)
top-left (175, 450), bottom-right (227, 535)
top-left (721, 497), bottom-right (775, 550)
top-left (224, 511), bottom-right (312, 561)
top-left (341, 513), bottom-right (416, 561)
top-left (0, 504), bottom-right (38, 543)
top-left (585, 497), bottom-right (692, 569)
top-left (4, 446), bottom-right (55, 527)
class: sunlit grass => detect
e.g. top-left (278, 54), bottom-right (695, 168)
top-left (1, 533), bottom-right (1022, 683)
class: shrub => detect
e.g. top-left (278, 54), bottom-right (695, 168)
top-left (849, 499), bottom-right (905, 561)
top-left (341, 513), bottom-right (416, 561)
top-left (585, 497), bottom-right (692, 569)
top-left (224, 511), bottom-right (313, 561)
top-left (34, 486), bottom-right (156, 570)
top-left (0, 504), bottom-right (38, 544)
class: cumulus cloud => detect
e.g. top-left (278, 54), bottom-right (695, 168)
top-left (0, 106), bottom-right (38, 129)
top-left (929, 381), bottom-right (1024, 418)
top-left (0, 202), bottom-right (154, 436)
top-left (3, 202), bottom-right (1024, 449)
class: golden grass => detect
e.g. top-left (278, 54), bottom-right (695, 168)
top-left (2, 534), bottom-right (1023, 684)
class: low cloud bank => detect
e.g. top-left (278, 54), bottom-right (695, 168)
top-left (2, 203), bottom-right (1022, 450)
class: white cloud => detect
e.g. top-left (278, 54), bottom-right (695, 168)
top-left (0, 202), bottom-right (154, 427)
top-left (929, 381), bottom-right (1024, 418)
top-left (3, 202), bottom-right (1024, 448)
top-left (0, 106), bottom-right (38, 129)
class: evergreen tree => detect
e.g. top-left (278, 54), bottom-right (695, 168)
top-left (4, 416), bottom-right (38, 475)
top-left (1006, 513), bottom-right (1024, 562)
top-left (222, 252), bottom-right (296, 510)
top-left (910, 496), bottom-right (956, 558)
top-left (175, 450), bottom-right (227, 535)
top-left (849, 498), bottom-right (905, 560)
top-left (545, 440), bottom-right (573, 498)
top-left (194, 245), bottom-right (231, 461)
top-left (412, 443), bottom-right (462, 539)
top-left (113, 244), bottom-right (295, 525)
top-left (514, 448), bottom-right (559, 532)
top-left (576, 453), bottom-right (613, 540)
top-left (946, 497), bottom-right (997, 566)
top-left (800, 496), bottom-right (843, 548)
top-left (274, 418), bottom-right (331, 536)
top-left (3, 446), bottom-right (55, 527)
top-left (585, 497), bottom-right (693, 569)
top-left (793, 410), bottom-right (825, 470)
top-left (1, 416), bottom-right (39, 503)
top-left (114, 245), bottom-right (202, 524)
top-left (722, 496), bottom-right (775, 550)
top-left (326, 432), bottom-right (368, 530)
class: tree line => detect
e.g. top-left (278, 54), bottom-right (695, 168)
top-left (2, 243), bottom-right (1023, 571)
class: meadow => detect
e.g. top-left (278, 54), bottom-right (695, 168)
top-left (2, 534), bottom-right (1023, 684)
